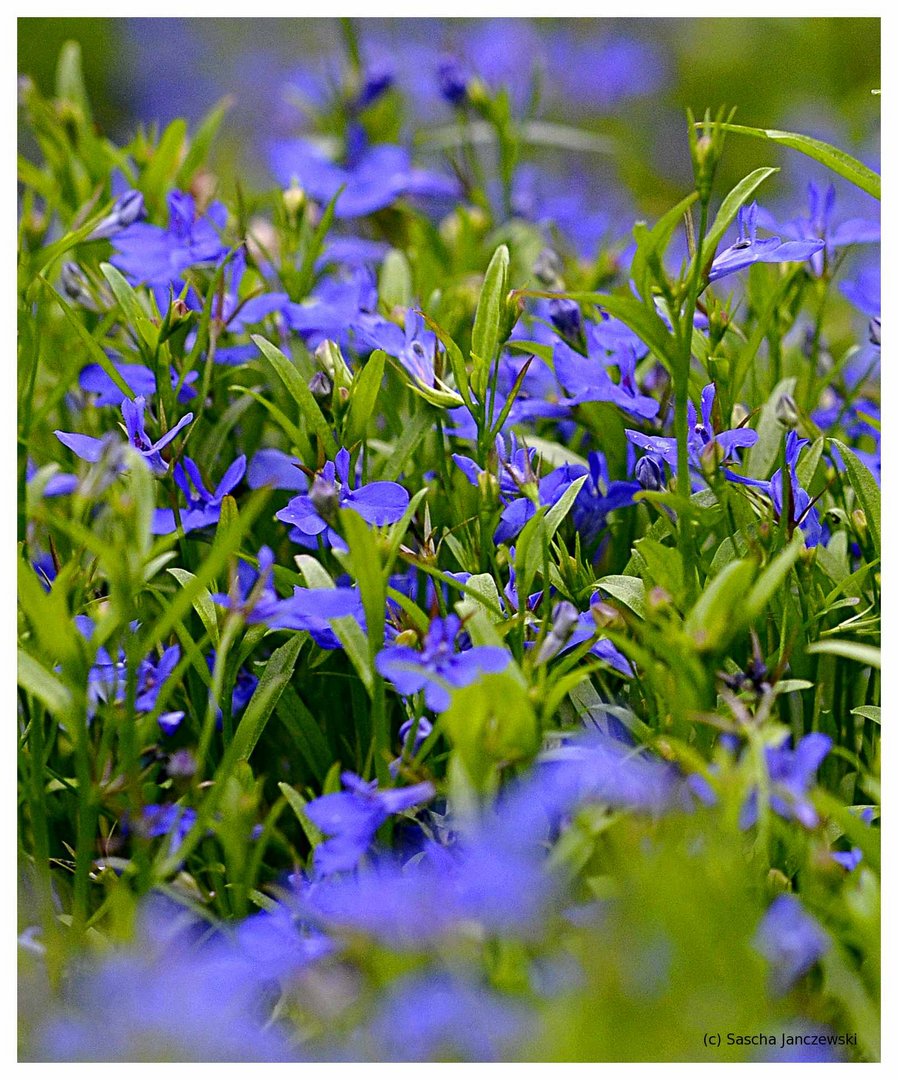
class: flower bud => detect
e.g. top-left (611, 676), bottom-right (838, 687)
top-left (60, 262), bottom-right (95, 308)
top-left (308, 370), bottom-right (333, 405)
top-left (437, 55), bottom-right (469, 105)
top-left (282, 182), bottom-right (305, 221)
top-left (394, 628), bottom-right (419, 648)
top-left (533, 248), bottom-right (565, 290)
top-left (869, 317), bottom-right (881, 348)
top-left (87, 189), bottom-right (145, 241)
top-left (314, 339), bottom-right (353, 386)
top-left (775, 392), bottom-right (800, 430)
top-left (635, 455), bottom-right (663, 491)
top-left (590, 600), bottom-right (622, 630)
top-left (852, 508), bottom-right (868, 539)
top-left (548, 297), bottom-right (582, 341)
top-left (699, 439), bottom-right (725, 478)
top-left (534, 600), bottom-right (580, 665)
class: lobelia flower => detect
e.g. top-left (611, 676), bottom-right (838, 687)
top-left (739, 731), bottom-right (832, 830)
top-left (25, 459), bottom-right (78, 498)
top-left (570, 450), bottom-right (640, 549)
top-left (757, 182), bottom-right (879, 276)
top-left (79, 361), bottom-right (198, 408)
top-left (109, 190), bottom-right (229, 306)
top-left (269, 129), bottom-right (458, 219)
top-left (152, 455), bottom-right (246, 535)
top-left (754, 894), bottom-right (830, 995)
top-left (286, 265), bottom-right (379, 351)
top-left (708, 202), bottom-right (825, 284)
top-left (727, 431), bottom-right (824, 546)
top-left (626, 383), bottom-right (757, 488)
top-left (275, 448), bottom-right (409, 550)
top-left (553, 330), bottom-right (660, 421)
top-left (55, 395), bottom-right (193, 477)
top-left (354, 307), bottom-right (465, 407)
top-left (247, 448), bottom-right (308, 492)
top-left (376, 614), bottom-right (510, 712)
top-left (304, 770), bottom-right (435, 876)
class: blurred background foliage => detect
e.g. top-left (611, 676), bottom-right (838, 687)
top-left (18, 16), bottom-right (880, 214)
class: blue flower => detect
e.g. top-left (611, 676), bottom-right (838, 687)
top-left (275, 448), bottom-right (409, 550)
top-left (757, 182), bottom-right (879, 276)
top-left (305, 771), bottom-right (435, 876)
top-left (740, 732), bottom-right (832, 830)
top-left (376, 614), bottom-right (510, 712)
top-left (79, 360), bottom-right (197, 408)
top-left (286, 265), bottom-right (379, 350)
top-left (269, 132), bottom-right (458, 219)
top-left (553, 329), bottom-right (660, 420)
top-left (727, 431), bottom-right (824, 546)
top-left (152, 455), bottom-right (246, 534)
top-left (626, 383), bottom-right (757, 487)
top-left (353, 308), bottom-right (463, 405)
top-left (754, 894), bottom-right (830, 995)
top-left (55, 395), bottom-right (193, 477)
top-left (109, 190), bottom-right (229, 305)
top-left (709, 202), bottom-right (825, 284)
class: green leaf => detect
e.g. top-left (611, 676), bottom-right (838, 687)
top-left (167, 568), bottom-right (220, 647)
top-left (276, 687), bottom-right (334, 783)
top-left (743, 532), bottom-right (803, 623)
top-left (630, 190), bottom-right (699, 300)
top-left (831, 439), bottom-right (881, 555)
top-left (141, 119), bottom-right (188, 210)
top-left (699, 167), bottom-right (779, 266)
top-left (55, 41), bottom-right (92, 123)
top-left (471, 243), bottom-right (509, 396)
top-left (18, 649), bottom-right (73, 716)
top-left (379, 249), bottom-right (413, 309)
top-left (684, 559), bottom-right (757, 651)
top-left (851, 705), bottom-right (881, 725)
top-left (345, 350), bottom-right (385, 444)
top-left (277, 781), bottom-right (323, 847)
top-left (230, 634), bottom-right (304, 764)
top-left (806, 640), bottom-right (880, 668)
top-left (252, 335), bottom-right (337, 456)
top-left (593, 575), bottom-right (646, 619)
top-left (708, 123), bottom-right (880, 200)
top-left (177, 97), bottom-right (233, 185)
top-left (38, 277), bottom-right (134, 401)
top-left (100, 263), bottom-right (159, 351)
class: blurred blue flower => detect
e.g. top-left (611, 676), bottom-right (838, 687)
top-left (755, 894), bottom-right (830, 995)
top-left (79, 360), bottom-right (198, 407)
top-left (305, 770), bottom-right (435, 876)
top-left (740, 731), bottom-right (832, 830)
top-left (269, 131), bottom-right (458, 218)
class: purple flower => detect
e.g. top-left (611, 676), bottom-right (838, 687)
top-left (109, 191), bottom-right (229, 305)
top-left (55, 395), bottom-right (193, 477)
top-left (269, 133), bottom-right (458, 219)
top-left (247, 449), bottom-right (308, 492)
top-left (570, 451), bottom-right (640, 548)
top-left (79, 361), bottom-right (197, 408)
top-left (376, 614), bottom-right (510, 712)
top-left (553, 328), bottom-right (660, 421)
top-left (709, 202), bottom-right (825, 284)
top-left (757, 183), bottom-right (879, 276)
top-left (305, 771), bottom-right (435, 876)
top-left (727, 431), bottom-right (824, 546)
top-left (740, 732), bottom-right (832, 830)
top-left (275, 448), bottom-right (409, 550)
top-left (755, 894), bottom-right (830, 995)
top-left (152, 455), bottom-right (246, 534)
top-left (626, 383), bottom-right (757, 487)
top-left (286, 266), bottom-right (378, 350)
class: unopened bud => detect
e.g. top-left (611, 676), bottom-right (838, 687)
top-left (852, 508), bottom-right (868, 538)
top-left (775, 392), bottom-right (800, 430)
top-left (394, 628), bottom-right (419, 648)
top-left (88, 189), bottom-right (145, 241)
top-left (548, 297), bottom-right (582, 341)
top-left (282, 182), bottom-right (305, 220)
top-left (590, 600), bottom-right (622, 630)
top-left (60, 262), bottom-right (95, 308)
top-left (647, 586), bottom-right (672, 611)
top-left (533, 248), bottom-right (564, 290)
top-left (308, 370), bottom-right (333, 404)
top-left (437, 55), bottom-right (469, 105)
top-left (314, 339), bottom-right (353, 385)
top-left (699, 439), bottom-right (725, 477)
top-left (635, 455), bottom-right (663, 491)
top-left (869, 317), bottom-right (881, 348)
